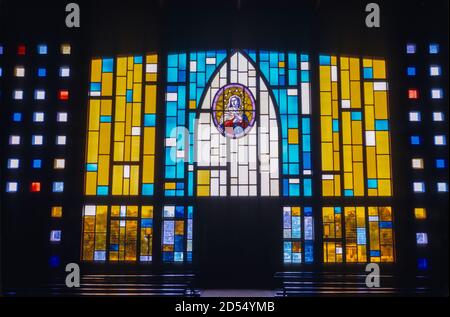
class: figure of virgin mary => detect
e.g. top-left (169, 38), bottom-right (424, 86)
top-left (220, 95), bottom-right (249, 137)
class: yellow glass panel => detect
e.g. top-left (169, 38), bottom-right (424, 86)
top-left (340, 57), bottom-right (349, 69)
top-left (362, 58), bottom-right (372, 67)
top-left (87, 131), bottom-right (99, 163)
top-left (414, 208), bottom-right (427, 220)
top-left (112, 165), bottom-right (123, 195)
top-left (85, 172), bottom-right (97, 195)
top-left (131, 136), bottom-right (140, 161)
top-left (142, 156), bottom-right (154, 183)
top-left (97, 155), bottom-right (110, 186)
top-left (114, 142), bottom-right (124, 161)
top-left (115, 97), bottom-right (126, 121)
top-left (350, 81), bottom-right (361, 108)
top-left (364, 82), bottom-right (374, 105)
top-left (117, 57), bottom-right (127, 76)
top-left (98, 124), bottom-right (111, 155)
top-left (341, 70), bottom-right (350, 100)
top-left (51, 206), bottom-right (63, 218)
top-left (197, 185), bottom-right (210, 196)
top-left (322, 179), bottom-right (334, 196)
top-left (349, 58), bottom-right (360, 80)
top-left (320, 66), bottom-right (331, 91)
top-left (116, 77), bottom-right (126, 96)
top-left (197, 170), bottom-right (210, 185)
top-left (145, 85), bottom-right (157, 113)
top-left (291, 207), bottom-right (301, 216)
top-left (374, 91), bottom-right (388, 119)
top-left (146, 54), bottom-right (158, 63)
top-left (130, 165), bottom-right (139, 195)
top-left (143, 127), bottom-right (155, 155)
top-left (133, 83), bottom-right (142, 102)
top-left (101, 73), bottom-right (113, 96)
top-left (376, 132), bottom-right (389, 154)
top-left (288, 129), bottom-right (299, 144)
top-left (89, 100), bottom-right (100, 131)
top-left (373, 60), bottom-right (386, 79)
top-left (165, 182), bottom-right (176, 190)
top-left (321, 143), bottom-right (333, 170)
top-left (91, 59), bottom-right (102, 82)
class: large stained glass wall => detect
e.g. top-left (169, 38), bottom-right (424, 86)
top-left (163, 50), bottom-right (312, 197)
top-left (252, 51), bottom-right (312, 197)
top-left (319, 55), bottom-right (392, 197)
top-left (81, 54), bottom-right (159, 262)
top-left (164, 51), bottom-right (227, 197)
top-left (319, 54), bottom-right (395, 263)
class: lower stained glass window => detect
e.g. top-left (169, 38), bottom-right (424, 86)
top-left (162, 205), bottom-right (193, 263)
top-left (81, 205), bottom-right (153, 262)
top-left (283, 206), bottom-right (314, 264)
top-left (323, 206), bottom-right (394, 263)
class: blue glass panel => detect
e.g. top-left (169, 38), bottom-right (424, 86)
top-left (357, 228), bottom-right (366, 244)
top-left (367, 179), bottom-right (378, 188)
top-left (49, 255), bottom-right (60, 268)
top-left (102, 58), bottom-right (113, 72)
top-left (303, 135), bottom-right (311, 151)
top-left (38, 68), bottom-right (46, 77)
top-left (126, 90), bottom-right (133, 102)
top-left (96, 186), bottom-right (108, 195)
top-left (289, 183), bottom-right (300, 196)
top-left (288, 115), bottom-right (298, 128)
top-left (33, 159), bottom-right (42, 168)
top-left (144, 114), bottom-right (156, 126)
top-left (13, 112), bottom-right (22, 122)
top-left (168, 54), bottom-right (178, 67)
top-left (141, 218), bottom-right (153, 228)
top-left (332, 119), bottom-right (339, 132)
top-left (407, 67), bottom-right (416, 76)
top-left (344, 189), bottom-right (354, 196)
top-left (411, 136), bottom-right (420, 145)
top-left (301, 71), bottom-right (309, 82)
top-left (418, 258), bottom-right (428, 270)
top-left (167, 68), bottom-right (178, 82)
top-left (86, 163), bottom-right (98, 171)
top-left (319, 55), bottom-right (331, 65)
top-left (165, 166), bottom-right (176, 178)
top-left (429, 43), bottom-right (439, 54)
top-left (363, 67), bottom-right (373, 78)
top-left (436, 159), bottom-right (445, 168)
top-left (351, 112), bottom-right (362, 121)
top-left (110, 244), bottom-right (119, 251)
top-left (142, 184), bottom-right (154, 196)
top-left (375, 120), bottom-right (389, 130)
top-left (100, 115), bottom-right (111, 123)
top-left (303, 179), bottom-right (312, 196)
top-left (178, 70), bottom-right (186, 82)
top-left (133, 56), bottom-right (142, 64)
top-left (304, 242), bottom-right (313, 263)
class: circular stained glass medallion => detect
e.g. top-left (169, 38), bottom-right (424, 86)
top-left (212, 83), bottom-right (256, 139)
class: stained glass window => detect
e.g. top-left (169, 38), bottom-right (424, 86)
top-left (81, 205), bottom-right (153, 262)
top-left (319, 55), bottom-right (392, 197)
top-left (84, 54), bottom-right (158, 196)
top-left (82, 54), bottom-right (158, 263)
top-left (323, 206), bottom-right (394, 263)
top-left (164, 50), bottom-right (312, 197)
top-left (162, 205), bottom-right (193, 263)
top-left (283, 206), bottom-right (314, 264)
